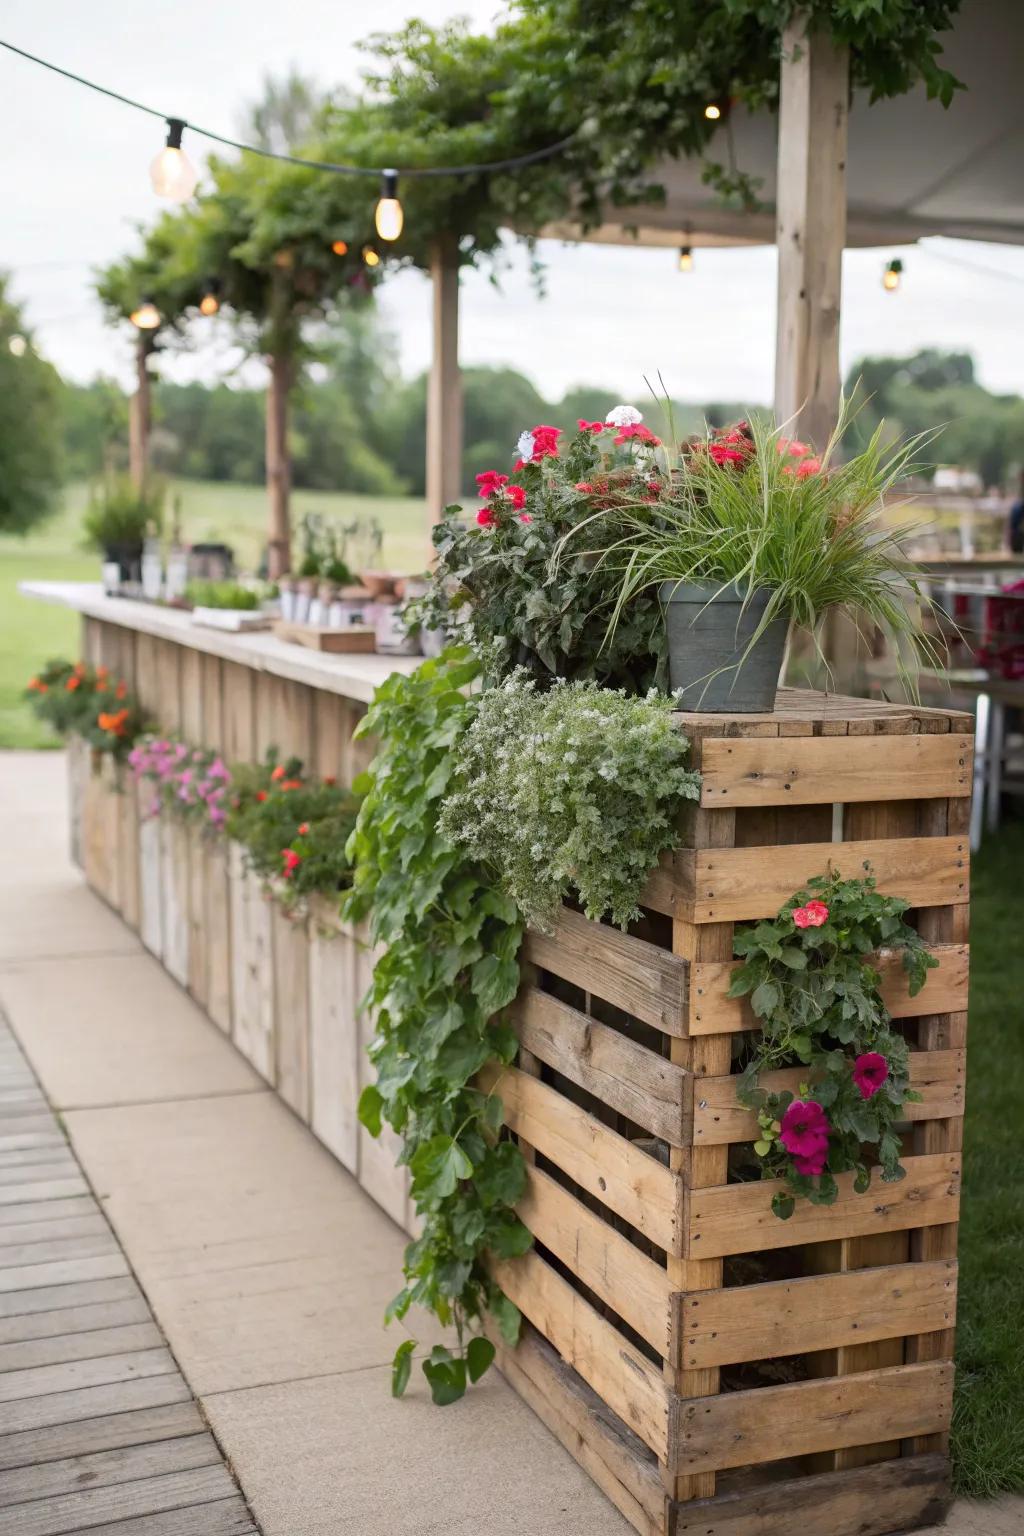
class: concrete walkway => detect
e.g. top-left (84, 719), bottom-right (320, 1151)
top-left (1, 750), bottom-right (1021, 1536)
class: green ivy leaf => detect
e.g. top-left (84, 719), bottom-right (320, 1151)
top-left (410, 1135), bottom-right (474, 1200)
top-left (391, 1339), bottom-right (416, 1398)
top-left (466, 1335), bottom-right (496, 1384)
top-left (771, 1191), bottom-right (795, 1221)
top-left (475, 1142), bottom-right (527, 1209)
top-left (358, 1084), bottom-right (383, 1138)
top-left (422, 1353), bottom-right (468, 1406)
top-left (489, 1288), bottom-right (522, 1346)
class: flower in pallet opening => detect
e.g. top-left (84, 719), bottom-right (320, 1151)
top-left (792, 899), bottom-right (829, 929)
top-left (779, 1100), bottom-right (830, 1173)
top-left (852, 1052), bottom-right (889, 1100)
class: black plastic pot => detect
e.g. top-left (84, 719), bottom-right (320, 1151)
top-left (660, 581), bottom-right (789, 713)
top-left (103, 541), bottom-right (143, 584)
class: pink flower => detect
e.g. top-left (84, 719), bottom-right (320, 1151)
top-left (574, 481), bottom-right (595, 493)
top-left (506, 485), bottom-right (526, 510)
top-left (476, 507), bottom-right (497, 528)
top-left (853, 1052), bottom-right (889, 1100)
top-left (792, 1145), bottom-right (829, 1177)
top-left (796, 456), bottom-right (821, 478)
top-left (519, 513), bottom-right (532, 524)
top-left (793, 899), bottom-right (829, 929)
top-left (614, 423), bottom-right (661, 447)
top-left (281, 848), bottom-right (302, 877)
top-left (780, 1100), bottom-right (830, 1160)
top-left (577, 419), bottom-right (604, 433)
top-left (476, 470), bottom-right (509, 499)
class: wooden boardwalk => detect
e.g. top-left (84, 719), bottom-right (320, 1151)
top-left (0, 1013), bottom-right (259, 1535)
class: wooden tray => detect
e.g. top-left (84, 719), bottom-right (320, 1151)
top-left (273, 621), bottom-right (376, 653)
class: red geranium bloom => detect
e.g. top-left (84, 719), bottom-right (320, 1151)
top-left (708, 442), bottom-right (747, 466)
top-left (256, 790), bottom-right (268, 803)
top-left (280, 848), bottom-right (302, 877)
top-left (271, 764), bottom-right (286, 782)
top-left (66, 675), bottom-right (81, 692)
top-left (614, 423), bottom-right (661, 447)
top-left (577, 419), bottom-right (604, 433)
top-left (506, 485), bottom-right (526, 510)
top-left (476, 507), bottom-right (497, 528)
top-left (853, 1052), bottom-right (889, 1100)
top-left (574, 482), bottom-right (595, 493)
top-left (528, 425), bottom-right (561, 460)
top-left (519, 513), bottom-right (532, 524)
top-left (298, 822), bottom-right (310, 836)
top-left (475, 470), bottom-right (509, 499)
top-left (793, 899), bottom-right (829, 929)
top-left (796, 456), bottom-right (821, 478)
top-left (281, 779), bottom-right (302, 791)
top-left (780, 1100), bottom-right (830, 1160)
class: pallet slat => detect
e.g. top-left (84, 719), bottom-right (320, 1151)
top-left (699, 734), bottom-right (971, 808)
top-left (688, 943), bottom-right (969, 1035)
top-left (524, 908), bottom-right (687, 1036)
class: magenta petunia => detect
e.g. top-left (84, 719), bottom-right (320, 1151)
top-left (852, 1052), bottom-right (889, 1099)
top-left (779, 1099), bottom-right (830, 1160)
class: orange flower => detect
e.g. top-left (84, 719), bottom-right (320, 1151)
top-left (271, 764), bottom-right (286, 782)
top-left (97, 665), bottom-right (109, 681)
top-left (97, 707), bottom-right (130, 737)
top-left (281, 779), bottom-right (302, 791)
top-left (66, 675), bottom-right (81, 692)
top-left (115, 680), bottom-right (128, 700)
top-left (322, 775), bottom-right (336, 786)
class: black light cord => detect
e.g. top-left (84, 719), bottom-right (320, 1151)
top-left (0, 37), bottom-right (577, 179)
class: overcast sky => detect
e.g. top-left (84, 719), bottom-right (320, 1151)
top-left (4, 0), bottom-right (1024, 407)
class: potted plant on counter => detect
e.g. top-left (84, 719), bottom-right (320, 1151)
top-left (575, 411), bottom-right (934, 711)
top-left (83, 476), bottom-right (165, 592)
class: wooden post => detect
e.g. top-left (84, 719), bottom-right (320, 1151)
top-left (426, 234), bottom-right (463, 524)
top-left (774, 12), bottom-right (849, 450)
top-left (266, 349), bottom-right (293, 579)
top-left (128, 334), bottom-right (152, 489)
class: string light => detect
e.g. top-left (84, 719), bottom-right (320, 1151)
top-left (199, 279), bottom-right (220, 316)
top-left (678, 245), bottom-right (694, 273)
top-left (362, 246), bottom-right (381, 268)
top-left (331, 238), bottom-right (349, 256)
top-left (130, 298), bottom-right (161, 330)
top-left (882, 258), bottom-right (903, 293)
top-left (704, 102), bottom-right (722, 121)
top-left (150, 118), bottom-right (198, 202)
top-left (375, 170), bottom-right (404, 241)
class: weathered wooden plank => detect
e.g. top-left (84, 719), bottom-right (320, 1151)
top-left (79, 1499), bottom-right (257, 1536)
top-left (674, 835), bottom-right (968, 923)
top-left (161, 820), bottom-right (191, 988)
top-left (0, 1252), bottom-right (129, 1298)
top-left (0, 1275), bottom-right (141, 1320)
top-left (0, 1425), bottom-right (218, 1506)
top-left (673, 1360), bottom-right (951, 1475)
top-left (478, 1063), bottom-right (681, 1253)
top-left (516, 1164), bottom-right (673, 1356)
top-left (688, 1153), bottom-right (961, 1259)
top-left (688, 943), bottom-right (969, 1035)
top-left (307, 906), bottom-right (360, 1172)
top-left (0, 1196), bottom-right (98, 1228)
top-left (227, 843), bottom-right (274, 1082)
top-left (138, 800), bottom-right (163, 959)
top-left (491, 1322), bottom-right (664, 1536)
top-left (694, 1050), bottom-right (965, 1145)
top-left (221, 661), bottom-right (256, 764)
top-left (671, 1453), bottom-right (950, 1536)
top-left (186, 825), bottom-right (210, 1011)
top-left (355, 923), bottom-right (410, 1233)
top-left (180, 647), bottom-right (204, 744)
top-left (0, 1229), bottom-right (119, 1269)
top-left (0, 1320), bottom-right (162, 1374)
top-left (0, 1400), bottom-right (204, 1473)
top-left (204, 840), bottom-right (233, 1034)
top-left (200, 653), bottom-right (224, 753)
top-left (272, 906), bottom-right (310, 1121)
top-left (0, 1345), bottom-right (175, 1405)
top-left (0, 1176), bottom-right (89, 1209)
top-left (678, 1259), bottom-right (956, 1369)
top-left (155, 639), bottom-right (183, 734)
top-left (0, 1296), bottom-right (150, 1347)
top-left (699, 733), bottom-right (971, 808)
top-left (0, 1371), bottom-right (190, 1435)
top-left (524, 908), bottom-right (687, 1037)
top-left (0, 1211), bottom-right (106, 1248)
top-left (0, 1157), bottom-right (78, 1187)
top-left (514, 988), bottom-right (689, 1146)
top-left (0, 1463), bottom-right (239, 1536)
top-left (118, 766), bottom-right (140, 930)
top-left (491, 1249), bottom-right (672, 1464)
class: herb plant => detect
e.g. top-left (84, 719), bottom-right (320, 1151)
top-left (186, 580), bottom-right (263, 610)
top-left (439, 672), bottom-right (701, 930)
top-left (730, 871), bottom-right (937, 1219)
top-left (343, 650), bottom-right (529, 1404)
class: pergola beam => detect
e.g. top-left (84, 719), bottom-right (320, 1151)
top-left (774, 14), bottom-right (849, 448)
top-left (426, 234), bottom-right (463, 523)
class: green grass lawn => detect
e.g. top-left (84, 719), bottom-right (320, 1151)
top-left (0, 479), bottom-right (429, 749)
top-left (952, 817), bottom-right (1024, 1497)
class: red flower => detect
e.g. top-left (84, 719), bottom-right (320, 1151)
top-left (780, 1100), bottom-right (830, 1162)
top-left (298, 822), bottom-right (310, 836)
top-left (577, 419), bottom-right (604, 433)
top-left (115, 680), bottom-right (128, 700)
top-left (795, 456), bottom-right (821, 478)
top-left (519, 513), bottom-right (532, 524)
top-left (323, 776), bottom-right (336, 787)
top-left (708, 442), bottom-right (747, 467)
top-left (66, 675), bottom-right (81, 692)
top-left (271, 764), bottom-right (286, 782)
top-left (793, 899), bottom-right (829, 929)
top-left (506, 485), bottom-right (526, 510)
top-left (476, 507), bottom-right (497, 528)
top-left (529, 425), bottom-right (561, 461)
top-left (280, 848), bottom-right (302, 877)
top-left (281, 779), bottom-right (302, 791)
top-left (614, 423), bottom-right (661, 447)
top-left (574, 482), bottom-right (595, 493)
top-left (475, 470), bottom-right (509, 499)
top-left (256, 790), bottom-right (268, 803)
top-left (852, 1052), bottom-right (889, 1100)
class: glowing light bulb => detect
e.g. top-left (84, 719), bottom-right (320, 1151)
top-left (331, 238), bottom-right (349, 256)
top-left (678, 245), bottom-right (694, 273)
top-left (362, 246), bottom-right (381, 268)
top-left (8, 334), bottom-right (27, 357)
top-left (704, 102), bottom-right (722, 121)
top-left (150, 119), bottom-right (198, 202)
top-left (199, 291), bottom-right (219, 317)
top-left (882, 259), bottom-right (903, 293)
top-left (374, 170), bottom-right (404, 242)
top-left (130, 299), bottom-right (161, 330)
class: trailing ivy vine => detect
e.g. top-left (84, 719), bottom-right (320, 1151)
top-left (342, 650), bottom-right (529, 1404)
top-left (730, 871), bottom-right (937, 1219)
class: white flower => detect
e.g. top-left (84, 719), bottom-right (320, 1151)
top-left (516, 430), bottom-right (536, 461)
top-left (605, 405), bottom-right (642, 427)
